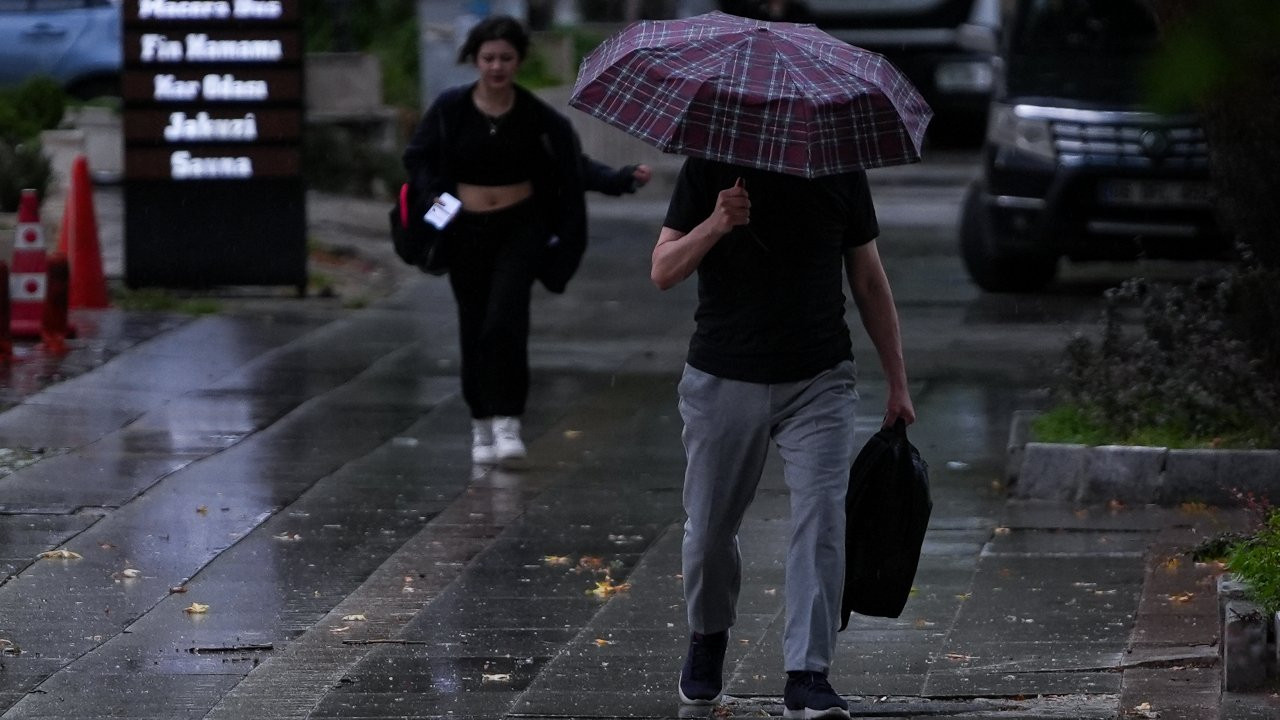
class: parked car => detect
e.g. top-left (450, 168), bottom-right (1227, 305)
top-left (0, 0), bottom-right (121, 99)
top-left (719, 0), bottom-right (1001, 143)
top-left (959, 0), bottom-right (1231, 293)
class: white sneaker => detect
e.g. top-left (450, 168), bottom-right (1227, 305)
top-left (492, 416), bottom-right (527, 466)
top-left (471, 419), bottom-right (497, 465)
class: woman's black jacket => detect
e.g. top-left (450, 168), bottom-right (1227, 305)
top-left (401, 84), bottom-right (588, 294)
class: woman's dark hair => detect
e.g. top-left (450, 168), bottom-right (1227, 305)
top-left (457, 15), bottom-right (530, 64)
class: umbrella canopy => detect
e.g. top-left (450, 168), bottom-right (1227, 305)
top-left (569, 11), bottom-right (932, 178)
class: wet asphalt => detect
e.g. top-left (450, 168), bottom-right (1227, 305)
top-left (0, 160), bottom-right (1275, 719)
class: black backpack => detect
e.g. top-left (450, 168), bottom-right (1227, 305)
top-left (389, 182), bottom-right (447, 275)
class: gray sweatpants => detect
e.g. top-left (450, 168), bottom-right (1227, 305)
top-left (677, 360), bottom-right (859, 673)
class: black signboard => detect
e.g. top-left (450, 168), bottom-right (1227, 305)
top-left (123, 0), bottom-right (306, 290)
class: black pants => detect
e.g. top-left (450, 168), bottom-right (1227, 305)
top-left (446, 199), bottom-right (544, 420)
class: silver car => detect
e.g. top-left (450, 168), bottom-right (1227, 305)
top-left (0, 0), bottom-right (121, 98)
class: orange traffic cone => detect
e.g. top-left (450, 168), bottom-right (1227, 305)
top-left (57, 154), bottom-right (109, 309)
top-left (10, 189), bottom-right (49, 338)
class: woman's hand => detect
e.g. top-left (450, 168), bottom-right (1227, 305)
top-left (632, 164), bottom-right (652, 188)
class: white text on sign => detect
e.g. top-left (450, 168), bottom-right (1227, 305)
top-left (170, 151), bottom-right (253, 179)
top-left (137, 0), bottom-right (284, 20)
top-left (154, 73), bottom-right (269, 101)
top-left (164, 112), bottom-right (258, 141)
top-left (141, 34), bottom-right (283, 62)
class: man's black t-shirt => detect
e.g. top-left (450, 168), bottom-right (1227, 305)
top-left (663, 158), bottom-right (880, 384)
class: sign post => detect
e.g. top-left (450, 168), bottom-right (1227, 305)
top-left (122, 0), bottom-right (306, 291)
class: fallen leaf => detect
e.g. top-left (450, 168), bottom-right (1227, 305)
top-left (1163, 556), bottom-right (1182, 572)
top-left (577, 556), bottom-right (606, 571)
top-left (1167, 592), bottom-right (1194, 604)
top-left (120, 568), bottom-right (142, 578)
top-left (98, 542), bottom-right (116, 550)
top-left (1130, 701), bottom-right (1159, 718)
top-left (543, 555), bottom-right (572, 567)
top-left (342, 614), bottom-right (367, 622)
top-left (994, 526), bottom-right (1011, 535)
top-left (594, 638), bottom-right (612, 647)
top-left (1108, 499), bottom-right (1126, 512)
top-left (914, 619), bottom-right (936, 628)
top-left (196, 506), bottom-right (209, 515)
top-left (482, 673), bottom-right (512, 682)
top-left (589, 579), bottom-right (631, 599)
top-left (38, 549), bottom-right (82, 560)
top-left (169, 586), bottom-right (188, 594)
top-left (183, 603), bottom-right (210, 614)
top-left (563, 430), bottom-right (583, 439)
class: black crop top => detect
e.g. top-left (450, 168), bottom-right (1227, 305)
top-left (450, 93), bottom-right (543, 185)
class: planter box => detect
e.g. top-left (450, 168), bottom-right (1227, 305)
top-left (1006, 414), bottom-right (1280, 506)
top-left (1218, 574), bottom-right (1279, 692)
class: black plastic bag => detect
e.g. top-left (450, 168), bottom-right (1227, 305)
top-left (840, 420), bottom-right (931, 626)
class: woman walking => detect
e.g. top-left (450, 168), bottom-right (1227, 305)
top-left (403, 16), bottom-right (646, 467)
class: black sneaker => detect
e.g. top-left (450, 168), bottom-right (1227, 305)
top-left (678, 630), bottom-right (728, 705)
top-left (783, 671), bottom-right (850, 719)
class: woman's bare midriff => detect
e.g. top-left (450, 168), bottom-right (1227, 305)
top-left (456, 181), bottom-right (534, 212)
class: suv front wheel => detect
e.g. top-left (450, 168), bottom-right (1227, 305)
top-left (959, 182), bottom-right (1058, 293)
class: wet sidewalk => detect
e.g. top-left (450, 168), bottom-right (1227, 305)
top-left (0, 188), bottom-right (1272, 719)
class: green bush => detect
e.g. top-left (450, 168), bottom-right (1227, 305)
top-left (1042, 262), bottom-right (1280, 449)
top-left (0, 139), bottom-right (53, 212)
top-left (0, 75), bottom-right (66, 144)
top-left (1228, 508), bottom-right (1280, 614)
top-left (302, 125), bottom-right (402, 198)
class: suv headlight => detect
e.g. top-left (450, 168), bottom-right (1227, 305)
top-left (987, 104), bottom-right (1055, 163)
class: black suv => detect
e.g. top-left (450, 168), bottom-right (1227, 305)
top-left (959, 0), bottom-right (1231, 292)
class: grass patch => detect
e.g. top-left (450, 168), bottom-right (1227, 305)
top-left (1031, 404), bottom-right (1269, 449)
top-left (113, 288), bottom-right (221, 315)
top-left (1228, 509), bottom-right (1280, 614)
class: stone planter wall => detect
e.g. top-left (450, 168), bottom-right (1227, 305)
top-left (1005, 412), bottom-right (1280, 506)
top-left (1219, 574), bottom-right (1280, 691)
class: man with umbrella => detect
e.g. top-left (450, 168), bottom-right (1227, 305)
top-left (569, 11), bottom-right (930, 719)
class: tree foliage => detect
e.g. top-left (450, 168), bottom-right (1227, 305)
top-left (1147, 0), bottom-right (1280, 267)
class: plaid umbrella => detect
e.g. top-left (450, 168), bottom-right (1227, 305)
top-left (569, 11), bottom-right (932, 178)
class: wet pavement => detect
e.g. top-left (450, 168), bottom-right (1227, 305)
top-left (1, 155), bottom-right (1277, 719)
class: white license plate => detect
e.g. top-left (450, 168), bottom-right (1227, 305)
top-left (1098, 180), bottom-right (1210, 207)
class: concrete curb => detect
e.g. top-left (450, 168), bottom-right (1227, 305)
top-left (1219, 574), bottom-right (1280, 692)
top-left (1005, 413), bottom-right (1280, 506)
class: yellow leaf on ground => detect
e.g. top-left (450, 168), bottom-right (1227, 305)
top-left (183, 603), bottom-right (210, 614)
top-left (1167, 592), bottom-right (1194, 604)
top-left (196, 506), bottom-right (209, 515)
top-left (38, 549), bottom-right (82, 560)
top-left (543, 555), bottom-right (572, 566)
top-left (594, 638), bottom-right (612, 646)
top-left (589, 579), bottom-right (631, 599)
